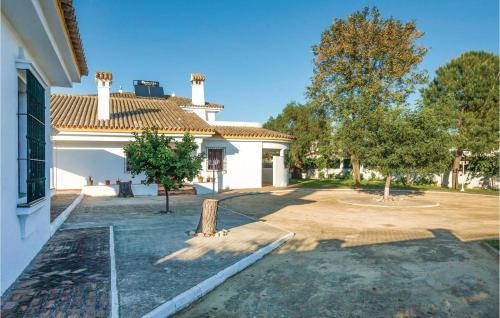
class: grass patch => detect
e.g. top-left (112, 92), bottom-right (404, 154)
top-left (485, 240), bottom-right (499, 250)
top-left (290, 178), bottom-right (499, 196)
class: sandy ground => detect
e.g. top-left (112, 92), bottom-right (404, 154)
top-left (176, 189), bottom-right (499, 318)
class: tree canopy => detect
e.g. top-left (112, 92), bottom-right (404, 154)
top-left (422, 51), bottom-right (499, 189)
top-left (308, 6), bottom-right (427, 184)
top-left (124, 128), bottom-right (204, 212)
top-left (263, 102), bottom-right (331, 170)
top-left (362, 107), bottom-right (451, 198)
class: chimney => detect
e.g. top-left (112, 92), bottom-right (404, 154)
top-left (95, 71), bottom-right (112, 120)
top-left (191, 73), bottom-right (205, 106)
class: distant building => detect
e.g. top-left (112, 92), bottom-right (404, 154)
top-left (1, 0), bottom-right (87, 294)
top-left (50, 72), bottom-right (293, 195)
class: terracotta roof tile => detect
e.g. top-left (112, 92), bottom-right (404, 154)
top-left (51, 93), bottom-right (215, 133)
top-left (58, 0), bottom-right (88, 76)
top-left (213, 126), bottom-right (294, 141)
top-left (51, 92), bottom-right (292, 141)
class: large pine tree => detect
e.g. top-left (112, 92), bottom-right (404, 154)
top-left (422, 51), bottom-right (499, 189)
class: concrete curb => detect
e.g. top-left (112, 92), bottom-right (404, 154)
top-left (141, 231), bottom-right (294, 318)
top-left (481, 241), bottom-right (500, 258)
top-left (49, 192), bottom-right (84, 236)
top-left (109, 226), bottom-right (119, 318)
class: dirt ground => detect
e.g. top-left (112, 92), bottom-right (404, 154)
top-left (176, 189), bottom-right (499, 318)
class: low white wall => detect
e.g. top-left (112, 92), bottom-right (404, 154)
top-left (82, 184), bottom-right (158, 197)
top-left (53, 141), bottom-right (149, 190)
top-left (436, 171), bottom-right (499, 189)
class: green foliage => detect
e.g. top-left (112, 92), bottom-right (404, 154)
top-left (363, 107), bottom-right (452, 178)
top-left (468, 153), bottom-right (499, 179)
top-left (263, 102), bottom-right (332, 169)
top-left (422, 51), bottom-right (499, 155)
top-left (123, 128), bottom-right (204, 191)
top-left (308, 6), bottom-right (428, 168)
top-left (467, 153), bottom-right (499, 188)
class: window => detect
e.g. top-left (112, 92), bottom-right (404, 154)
top-left (207, 148), bottom-right (224, 171)
top-left (18, 70), bottom-right (45, 204)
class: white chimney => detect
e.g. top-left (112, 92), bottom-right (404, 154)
top-left (191, 73), bottom-right (205, 106)
top-left (95, 71), bottom-right (112, 120)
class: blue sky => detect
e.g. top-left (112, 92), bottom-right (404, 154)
top-left (54, 0), bottom-right (499, 122)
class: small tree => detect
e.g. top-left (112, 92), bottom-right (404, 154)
top-left (364, 107), bottom-right (451, 200)
top-left (124, 128), bottom-right (204, 213)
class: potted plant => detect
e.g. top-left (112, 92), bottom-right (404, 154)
top-left (197, 175), bottom-right (204, 183)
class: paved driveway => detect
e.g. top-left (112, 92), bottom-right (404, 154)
top-left (177, 189), bottom-right (499, 318)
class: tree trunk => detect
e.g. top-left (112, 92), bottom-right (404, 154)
top-left (451, 151), bottom-right (463, 190)
top-left (196, 199), bottom-right (219, 236)
top-left (351, 154), bottom-right (361, 185)
top-left (383, 176), bottom-right (391, 200)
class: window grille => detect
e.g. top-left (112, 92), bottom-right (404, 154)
top-left (18, 70), bottom-right (45, 204)
top-left (207, 148), bottom-right (225, 171)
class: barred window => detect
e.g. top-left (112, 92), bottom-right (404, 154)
top-left (18, 70), bottom-right (45, 204)
top-left (207, 148), bottom-right (225, 171)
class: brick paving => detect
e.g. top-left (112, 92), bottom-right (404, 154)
top-left (50, 193), bottom-right (80, 222)
top-left (1, 228), bottom-right (110, 318)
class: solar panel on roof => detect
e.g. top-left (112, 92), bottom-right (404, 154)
top-left (134, 80), bottom-right (164, 98)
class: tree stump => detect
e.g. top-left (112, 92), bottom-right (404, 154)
top-left (118, 181), bottom-right (134, 197)
top-left (195, 199), bottom-right (219, 236)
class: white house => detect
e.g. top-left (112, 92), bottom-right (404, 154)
top-left (51, 72), bottom-right (293, 195)
top-left (1, 0), bottom-right (87, 294)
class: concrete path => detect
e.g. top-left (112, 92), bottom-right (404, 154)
top-left (62, 195), bottom-right (288, 317)
top-left (176, 189), bottom-right (499, 318)
top-left (50, 192), bottom-right (80, 222)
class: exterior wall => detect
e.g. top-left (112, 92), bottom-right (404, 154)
top-left (272, 156), bottom-right (288, 187)
top-left (262, 168), bottom-right (273, 184)
top-left (201, 139), bottom-right (264, 190)
top-left (53, 140), bottom-right (155, 194)
top-left (1, 17), bottom-right (51, 294)
top-left (53, 137), bottom-right (291, 193)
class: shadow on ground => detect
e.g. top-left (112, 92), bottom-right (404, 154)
top-left (174, 188), bottom-right (499, 318)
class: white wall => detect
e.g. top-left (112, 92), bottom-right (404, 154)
top-left (262, 168), bottom-right (273, 184)
top-left (53, 140), bottom-right (155, 194)
top-left (201, 139), bottom-right (263, 190)
top-left (272, 156), bottom-right (288, 187)
top-left (1, 16), bottom-right (51, 294)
